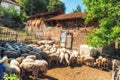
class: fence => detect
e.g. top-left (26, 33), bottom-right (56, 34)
top-left (0, 28), bottom-right (35, 42)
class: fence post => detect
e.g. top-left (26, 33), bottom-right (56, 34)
top-left (15, 33), bottom-right (18, 42)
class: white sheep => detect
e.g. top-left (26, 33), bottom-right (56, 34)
top-left (9, 64), bottom-right (21, 78)
top-left (69, 50), bottom-right (79, 65)
top-left (22, 58), bottom-right (35, 62)
top-left (59, 51), bottom-right (65, 64)
top-left (9, 59), bottom-right (21, 78)
top-left (16, 57), bottom-right (24, 64)
top-left (64, 53), bottom-right (70, 65)
top-left (83, 56), bottom-right (95, 67)
top-left (10, 59), bottom-right (20, 67)
top-left (38, 45), bottom-right (45, 50)
top-left (47, 53), bottom-right (60, 67)
top-left (20, 61), bottom-right (39, 79)
top-left (25, 55), bottom-right (36, 60)
top-left (34, 60), bottom-right (48, 76)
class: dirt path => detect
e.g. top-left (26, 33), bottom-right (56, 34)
top-left (38, 66), bottom-right (112, 80)
top-left (23, 65), bottom-right (112, 80)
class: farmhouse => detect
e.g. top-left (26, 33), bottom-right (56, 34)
top-left (26, 9), bottom-right (63, 36)
top-left (26, 10), bottom-right (98, 49)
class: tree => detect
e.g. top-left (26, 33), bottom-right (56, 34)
top-left (72, 5), bottom-right (81, 13)
top-left (16, 0), bottom-right (65, 16)
top-left (0, 4), bottom-right (22, 22)
top-left (16, 0), bottom-right (48, 16)
top-left (82, 0), bottom-right (120, 47)
top-left (47, 0), bottom-right (65, 13)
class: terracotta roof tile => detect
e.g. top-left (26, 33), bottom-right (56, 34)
top-left (27, 9), bottom-right (62, 20)
top-left (47, 12), bottom-right (87, 21)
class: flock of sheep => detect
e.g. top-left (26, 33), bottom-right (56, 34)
top-left (0, 40), bottom-right (119, 79)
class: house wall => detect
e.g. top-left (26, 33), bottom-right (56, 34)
top-left (26, 16), bottom-right (98, 50)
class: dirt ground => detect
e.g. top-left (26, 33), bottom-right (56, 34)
top-left (24, 65), bottom-right (112, 80)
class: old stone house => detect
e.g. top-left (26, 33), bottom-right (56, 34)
top-left (26, 9), bottom-right (63, 38)
top-left (26, 10), bottom-right (98, 49)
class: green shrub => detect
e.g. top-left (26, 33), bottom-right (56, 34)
top-left (4, 74), bottom-right (20, 80)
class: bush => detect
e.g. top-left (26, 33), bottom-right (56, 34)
top-left (4, 74), bottom-right (20, 80)
top-left (0, 5), bottom-right (23, 23)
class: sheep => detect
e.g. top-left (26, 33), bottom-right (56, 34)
top-left (39, 51), bottom-right (49, 60)
top-left (112, 59), bottom-right (120, 71)
top-left (50, 48), bottom-right (57, 53)
top-left (38, 45), bottom-right (45, 51)
top-left (21, 53), bottom-right (29, 57)
top-left (4, 43), bottom-right (15, 50)
top-left (59, 51), bottom-right (65, 65)
top-left (0, 47), bottom-right (5, 57)
top-left (69, 50), bottom-right (79, 65)
top-left (9, 59), bottom-right (21, 78)
top-left (101, 57), bottom-right (111, 69)
top-left (12, 43), bottom-right (21, 53)
top-left (34, 60), bottom-right (48, 76)
top-left (95, 56), bottom-right (112, 69)
top-left (20, 61), bottom-right (39, 79)
top-left (10, 59), bottom-right (20, 67)
top-left (25, 55), bottom-right (36, 60)
top-left (64, 53), bottom-right (70, 65)
top-left (29, 51), bottom-right (42, 59)
top-left (20, 57), bottom-right (48, 79)
top-left (44, 44), bottom-right (52, 50)
top-left (90, 49), bottom-right (100, 59)
top-left (112, 59), bottom-right (120, 80)
top-left (47, 53), bottom-right (60, 67)
top-left (16, 57), bottom-right (24, 64)
top-left (95, 56), bottom-right (103, 68)
top-left (77, 55), bottom-right (86, 65)
top-left (20, 55), bottom-right (39, 79)
top-left (21, 55), bottom-right (36, 63)
top-left (83, 56), bottom-right (95, 67)
top-left (23, 58), bottom-right (35, 62)
top-left (55, 48), bottom-right (60, 55)
top-left (2, 56), bottom-right (9, 63)
top-left (60, 48), bottom-right (66, 53)
top-left (3, 50), bottom-right (19, 58)
top-left (65, 49), bottom-right (71, 55)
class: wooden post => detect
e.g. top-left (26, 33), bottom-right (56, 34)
top-left (16, 33), bottom-right (18, 42)
top-left (115, 38), bottom-right (120, 49)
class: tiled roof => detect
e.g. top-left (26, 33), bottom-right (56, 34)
top-left (47, 12), bottom-right (87, 21)
top-left (27, 9), bottom-right (63, 20)
top-left (1, 0), bottom-right (20, 6)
